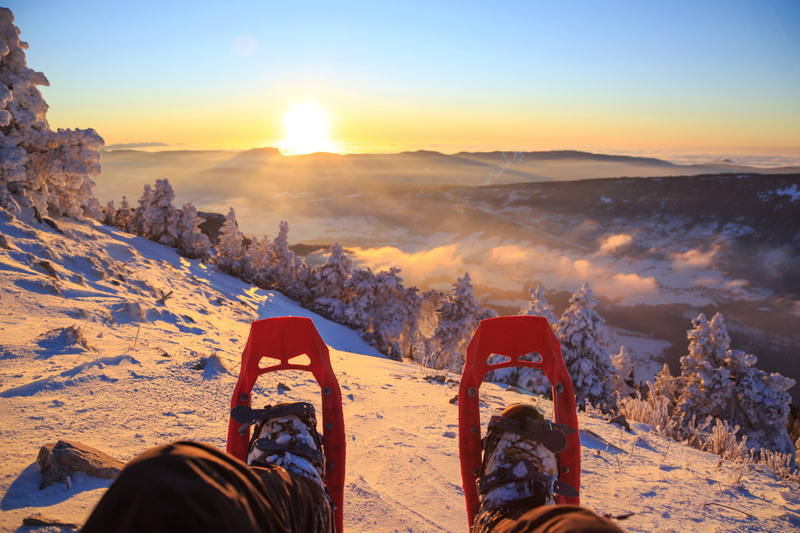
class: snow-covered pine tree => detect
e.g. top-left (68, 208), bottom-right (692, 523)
top-left (651, 363), bottom-right (677, 403)
top-left (484, 284), bottom-right (555, 394)
top-left (114, 196), bottom-right (134, 233)
top-left (243, 235), bottom-right (271, 283)
top-left (520, 285), bottom-right (559, 328)
top-left (103, 200), bottom-right (115, 226)
top-left (676, 312), bottom-right (796, 453)
top-left (431, 273), bottom-right (497, 372)
top-left (134, 185), bottom-right (153, 236)
top-left (610, 345), bottom-right (637, 398)
top-left (675, 313), bottom-right (734, 424)
top-left (311, 243), bottom-right (353, 302)
top-left (256, 221), bottom-right (297, 289)
top-left (556, 282), bottom-right (617, 407)
top-left (216, 207), bottom-right (245, 275)
top-left (175, 203), bottom-right (212, 260)
top-left (142, 179), bottom-right (178, 245)
top-left (0, 8), bottom-right (104, 219)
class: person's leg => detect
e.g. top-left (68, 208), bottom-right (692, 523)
top-left (81, 441), bottom-right (321, 533)
top-left (479, 504), bottom-right (625, 533)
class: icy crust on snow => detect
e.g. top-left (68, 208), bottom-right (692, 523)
top-left (1, 210), bottom-right (800, 532)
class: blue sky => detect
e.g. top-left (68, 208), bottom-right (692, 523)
top-left (4, 0), bottom-right (799, 154)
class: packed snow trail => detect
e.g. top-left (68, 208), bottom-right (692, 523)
top-left (1, 212), bottom-right (799, 532)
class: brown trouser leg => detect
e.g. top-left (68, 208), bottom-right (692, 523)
top-left (81, 441), bottom-right (326, 533)
top-left (483, 505), bottom-right (626, 533)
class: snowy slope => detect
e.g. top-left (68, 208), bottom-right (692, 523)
top-left (1, 210), bottom-right (800, 532)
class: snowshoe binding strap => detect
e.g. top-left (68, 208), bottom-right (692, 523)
top-left (482, 415), bottom-right (574, 455)
top-left (231, 402), bottom-right (317, 435)
top-left (253, 436), bottom-right (326, 470)
top-left (476, 458), bottom-right (579, 499)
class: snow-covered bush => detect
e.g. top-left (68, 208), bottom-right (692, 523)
top-left (0, 8), bottom-right (104, 219)
top-left (555, 282), bottom-right (617, 407)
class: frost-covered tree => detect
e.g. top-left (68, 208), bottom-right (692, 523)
top-left (675, 313), bottom-right (734, 423)
top-left (676, 312), bottom-right (796, 453)
top-left (134, 185), bottom-right (153, 236)
top-left (243, 235), bottom-right (271, 283)
top-left (102, 200), bottom-right (115, 226)
top-left (483, 285), bottom-right (556, 394)
top-left (520, 285), bottom-right (559, 328)
top-left (256, 221), bottom-right (298, 288)
top-left (317, 266), bottom-right (424, 360)
top-left (610, 345), bottom-right (637, 398)
top-left (142, 179), bottom-right (178, 245)
top-left (556, 282), bottom-right (616, 407)
top-left (114, 196), bottom-right (134, 233)
top-left (0, 8), bottom-right (104, 219)
top-left (175, 203), bottom-right (211, 260)
top-left (216, 207), bottom-right (245, 275)
top-left (431, 273), bottom-right (497, 372)
top-left (311, 243), bottom-right (352, 302)
top-left (651, 364), bottom-right (677, 403)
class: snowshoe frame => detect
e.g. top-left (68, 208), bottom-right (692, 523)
top-left (458, 316), bottom-right (580, 529)
top-left (227, 317), bottom-right (345, 533)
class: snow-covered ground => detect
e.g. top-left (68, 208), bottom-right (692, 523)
top-left (1, 210), bottom-right (800, 532)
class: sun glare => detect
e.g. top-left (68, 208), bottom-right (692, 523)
top-left (281, 103), bottom-right (337, 155)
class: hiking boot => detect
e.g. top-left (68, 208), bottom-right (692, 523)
top-left (474, 404), bottom-right (576, 531)
top-left (244, 402), bottom-right (326, 490)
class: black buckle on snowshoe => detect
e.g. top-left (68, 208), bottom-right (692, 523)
top-left (482, 416), bottom-right (574, 454)
top-left (231, 402), bottom-right (317, 435)
top-left (253, 438), bottom-right (326, 470)
top-left (476, 458), bottom-right (579, 499)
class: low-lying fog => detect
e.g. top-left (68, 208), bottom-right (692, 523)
top-left (95, 148), bottom-right (800, 397)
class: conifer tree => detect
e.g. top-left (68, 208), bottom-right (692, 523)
top-left (556, 282), bottom-right (616, 406)
top-left (142, 179), bottom-right (178, 245)
top-left (520, 285), bottom-right (559, 328)
top-left (675, 312), bottom-right (796, 453)
top-left (103, 200), bottom-right (115, 226)
top-left (652, 363), bottom-right (677, 403)
top-left (610, 345), bottom-right (637, 398)
top-left (0, 8), bottom-right (104, 219)
top-left (431, 273), bottom-right (497, 372)
top-left (312, 243), bottom-right (353, 302)
top-left (134, 185), bottom-right (153, 236)
top-left (216, 207), bottom-right (245, 275)
top-left (175, 203), bottom-right (211, 260)
top-left (114, 196), bottom-right (134, 233)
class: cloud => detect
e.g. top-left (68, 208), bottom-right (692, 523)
top-left (349, 244), bottom-right (465, 285)
top-left (232, 35), bottom-right (258, 57)
top-left (671, 248), bottom-right (716, 272)
top-left (599, 234), bottom-right (633, 253)
top-left (101, 142), bottom-right (169, 151)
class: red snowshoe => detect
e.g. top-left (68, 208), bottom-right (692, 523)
top-left (226, 317), bottom-right (346, 533)
top-left (458, 316), bottom-right (580, 530)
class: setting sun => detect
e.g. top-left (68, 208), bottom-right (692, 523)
top-left (281, 102), bottom-right (337, 155)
